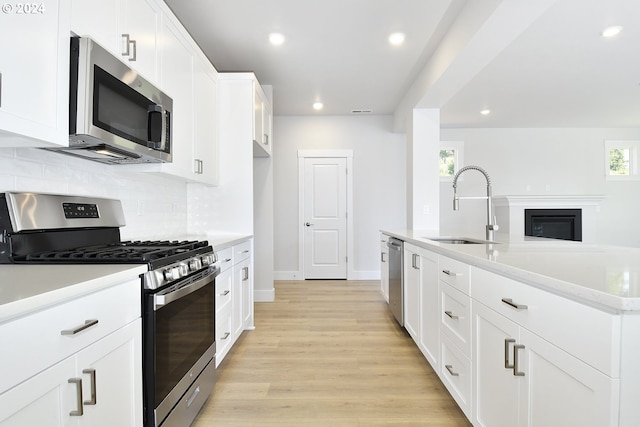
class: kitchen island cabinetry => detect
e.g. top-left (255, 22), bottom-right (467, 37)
top-left (380, 233), bottom-right (389, 302)
top-left (0, 277), bottom-right (142, 426)
top-left (472, 267), bottom-right (618, 427)
top-left (0, 0), bottom-right (70, 148)
top-left (403, 242), bottom-right (439, 369)
top-left (381, 230), bottom-right (640, 426)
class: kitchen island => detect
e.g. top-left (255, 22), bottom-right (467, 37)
top-left (381, 229), bottom-right (640, 427)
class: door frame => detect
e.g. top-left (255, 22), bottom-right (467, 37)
top-left (298, 149), bottom-right (354, 280)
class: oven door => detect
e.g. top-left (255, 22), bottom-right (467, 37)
top-left (144, 267), bottom-right (217, 427)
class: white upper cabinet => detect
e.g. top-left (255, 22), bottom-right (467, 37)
top-left (253, 83), bottom-right (272, 157)
top-left (70, 0), bottom-right (160, 83)
top-left (0, 0), bottom-right (70, 147)
top-left (192, 55), bottom-right (219, 186)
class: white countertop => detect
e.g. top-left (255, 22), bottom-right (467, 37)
top-left (0, 264), bottom-right (147, 324)
top-left (205, 233), bottom-right (253, 250)
top-left (382, 229), bottom-right (640, 313)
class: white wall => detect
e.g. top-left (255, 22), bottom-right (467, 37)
top-left (273, 115), bottom-right (406, 279)
top-left (440, 127), bottom-right (640, 247)
top-left (0, 147), bottom-right (188, 240)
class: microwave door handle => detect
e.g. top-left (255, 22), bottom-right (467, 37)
top-left (147, 105), bottom-right (165, 150)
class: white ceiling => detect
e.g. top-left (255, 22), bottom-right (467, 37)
top-left (164, 0), bottom-right (640, 128)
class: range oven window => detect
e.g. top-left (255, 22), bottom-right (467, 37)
top-left (152, 276), bottom-right (214, 407)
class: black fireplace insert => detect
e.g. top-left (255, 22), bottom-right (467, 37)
top-left (525, 208), bottom-right (582, 241)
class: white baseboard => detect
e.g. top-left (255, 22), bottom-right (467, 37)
top-left (274, 270), bottom-right (381, 281)
top-left (254, 288), bottom-right (275, 302)
top-left (274, 271), bottom-right (302, 281)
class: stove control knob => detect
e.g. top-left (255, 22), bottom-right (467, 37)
top-left (189, 258), bottom-right (202, 271)
top-left (201, 255), bottom-right (212, 266)
top-left (163, 268), bottom-right (174, 281)
top-left (178, 263), bottom-right (189, 276)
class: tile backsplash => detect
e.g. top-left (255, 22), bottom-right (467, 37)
top-left (0, 147), bottom-right (188, 240)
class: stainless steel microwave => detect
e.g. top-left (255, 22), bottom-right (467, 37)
top-left (49, 37), bottom-right (172, 164)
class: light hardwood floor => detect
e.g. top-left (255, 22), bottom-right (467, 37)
top-left (193, 280), bottom-right (472, 427)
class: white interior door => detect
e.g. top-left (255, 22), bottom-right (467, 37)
top-left (302, 157), bottom-right (347, 279)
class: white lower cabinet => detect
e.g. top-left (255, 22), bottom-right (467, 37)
top-left (380, 234), bottom-right (389, 303)
top-left (215, 238), bottom-right (254, 367)
top-left (403, 243), bottom-right (439, 369)
top-left (0, 281), bottom-right (142, 427)
top-left (440, 333), bottom-right (472, 419)
top-left (473, 298), bottom-right (619, 427)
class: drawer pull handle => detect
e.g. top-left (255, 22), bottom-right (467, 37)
top-left (219, 290), bottom-right (230, 296)
top-left (83, 368), bottom-right (97, 405)
top-left (501, 298), bottom-right (528, 310)
top-left (186, 385), bottom-right (201, 408)
top-left (68, 378), bottom-right (83, 416)
top-left (442, 269), bottom-right (459, 276)
top-left (224, 258), bottom-right (232, 263)
top-left (61, 319), bottom-right (99, 336)
top-left (504, 338), bottom-right (516, 369)
top-left (222, 332), bottom-right (231, 340)
top-left (444, 310), bottom-right (459, 320)
top-left (242, 250), bottom-right (249, 254)
top-left (445, 365), bottom-right (459, 377)
top-left (513, 344), bottom-right (526, 377)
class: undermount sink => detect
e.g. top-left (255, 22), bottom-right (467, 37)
top-left (424, 237), bottom-right (497, 245)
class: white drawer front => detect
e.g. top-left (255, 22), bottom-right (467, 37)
top-left (0, 280), bottom-right (140, 392)
top-left (233, 240), bottom-right (251, 264)
top-left (441, 282), bottom-right (471, 358)
top-left (439, 256), bottom-right (470, 294)
top-left (215, 305), bottom-right (233, 367)
top-left (216, 247), bottom-right (233, 272)
top-left (440, 333), bottom-right (472, 419)
top-left (215, 268), bottom-right (232, 312)
top-left (471, 267), bottom-right (621, 377)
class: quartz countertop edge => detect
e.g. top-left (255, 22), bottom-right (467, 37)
top-left (0, 264), bottom-right (148, 324)
top-left (381, 229), bottom-right (640, 313)
top-left (206, 233), bottom-right (253, 250)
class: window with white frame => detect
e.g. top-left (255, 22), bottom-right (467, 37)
top-left (440, 141), bottom-right (464, 180)
top-left (605, 140), bottom-right (640, 180)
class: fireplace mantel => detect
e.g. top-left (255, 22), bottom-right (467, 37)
top-left (493, 195), bottom-right (605, 243)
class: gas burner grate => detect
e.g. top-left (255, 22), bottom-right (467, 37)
top-left (23, 240), bottom-right (210, 263)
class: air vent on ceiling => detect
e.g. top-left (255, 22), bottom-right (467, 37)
top-left (351, 109), bottom-right (373, 114)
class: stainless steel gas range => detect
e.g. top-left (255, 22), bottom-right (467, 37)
top-left (0, 192), bottom-right (217, 427)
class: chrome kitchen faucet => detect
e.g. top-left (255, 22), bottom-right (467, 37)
top-left (452, 165), bottom-right (499, 241)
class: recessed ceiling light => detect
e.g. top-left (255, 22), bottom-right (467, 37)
top-left (480, 109), bottom-right (491, 116)
top-left (269, 33), bottom-right (285, 45)
top-left (313, 102), bottom-right (324, 111)
top-left (602, 26), bottom-right (623, 38)
top-left (388, 32), bottom-right (406, 46)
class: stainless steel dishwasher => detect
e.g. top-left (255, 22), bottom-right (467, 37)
top-left (387, 237), bottom-right (403, 326)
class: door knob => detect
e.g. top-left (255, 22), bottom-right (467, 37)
top-left (305, 222), bottom-right (313, 227)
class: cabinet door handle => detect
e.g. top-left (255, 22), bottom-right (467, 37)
top-left (504, 338), bottom-right (516, 369)
top-left (0, 72), bottom-right (2, 108)
top-left (242, 266), bottom-right (249, 281)
top-left (444, 310), bottom-right (459, 320)
top-left (61, 319), bottom-right (99, 336)
top-left (82, 368), bottom-right (97, 405)
top-left (381, 252), bottom-right (386, 262)
top-left (68, 378), bottom-right (84, 416)
top-left (445, 364), bottom-right (459, 376)
top-left (412, 253), bottom-right (420, 269)
top-left (442, 269), bottom-right (459, 276)
top-left (501, 298), bottom-right (528, 310)
top-left (513, 344), bottom-right (526, 376)
top-left (129, 39), bottom-right (137, 62)
top-left (263, 133), bottom-right (268, 145)
top-left (121, 33), bottom-right (131, 56)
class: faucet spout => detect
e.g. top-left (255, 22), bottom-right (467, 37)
top-left (451, 165), bottom-right (498, 241)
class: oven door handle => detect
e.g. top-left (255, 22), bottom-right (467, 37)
top-left (154, 270), bottom-right (216, 310)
